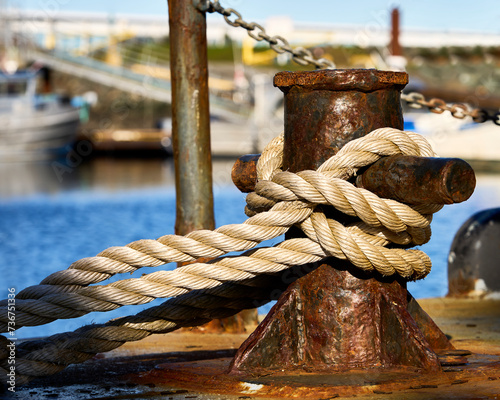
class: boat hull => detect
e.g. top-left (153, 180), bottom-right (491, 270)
top-left (0, 107), bottom-right (80, 161)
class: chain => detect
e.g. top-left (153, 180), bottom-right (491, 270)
top-left (401, 92), bottom-right (500, 126)
top-left (202, 0), bottom-right (336, 69)
top-left (201, 1), bottom-right (498, 126)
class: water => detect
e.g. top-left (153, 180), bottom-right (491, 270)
top-left (1, 156), bottom-right (500, 339)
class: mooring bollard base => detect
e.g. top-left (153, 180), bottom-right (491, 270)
top-left (229, 263), bottom-right (443, 374)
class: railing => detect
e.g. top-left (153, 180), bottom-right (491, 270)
top-left (25, 48), bottom-right (251, 119)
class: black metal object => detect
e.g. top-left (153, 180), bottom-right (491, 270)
top-left (448, 208), bottom-right (500, 296)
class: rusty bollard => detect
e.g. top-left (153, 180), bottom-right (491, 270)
top-left (232, 154), bottom-right (475, 205)
top-left (229, 69), bottom-right (460, 375)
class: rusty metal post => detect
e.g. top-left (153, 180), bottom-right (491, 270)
top-left (231, 154), bottom-right (476, 205)
top-left (356, 155), bottom-right (476, 205)
top-left (168, 0), bottom-right (215, 235)
top-left (229, 69), bottom-right (450, 375)
top-left (167, 2), bottom-right (257, 333)
top-left (231, 154), bottom-right (260, 193)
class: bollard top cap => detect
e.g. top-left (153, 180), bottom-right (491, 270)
top-left (274, 69), bottom-right (408, 93)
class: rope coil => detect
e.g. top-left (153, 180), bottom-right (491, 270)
top-left (1, 128), bottom-right (443, 384)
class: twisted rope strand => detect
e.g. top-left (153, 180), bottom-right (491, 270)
top-left (0, 130), bottom-right (406, 292)
top-left (1, 129), bottom-right (435, 331)
top-left (1, 128), bottom-right (445, 385)
top-left (5, 221), bottom-right (422, 330)
top-left (1, 275), bottom-right (307, 384)
top-left (32, 200), bottom-right (311, 289)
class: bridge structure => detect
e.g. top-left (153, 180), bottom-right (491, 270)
top-left (3, 8), bottom-right (499, 136)
top-left (3, 8), bottom-right (498, 98)
top-left (23, 48), bottom-right (249, 120)
top-left (5, 8), bottom-right (500, 51)
top-left (2, 8), bottom-right (251, 119)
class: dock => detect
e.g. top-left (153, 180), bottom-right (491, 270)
top-left (10, 297), bottom-right (500, 399)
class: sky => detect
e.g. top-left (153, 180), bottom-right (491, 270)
top-left (12, 0), bottom-right (500, 34)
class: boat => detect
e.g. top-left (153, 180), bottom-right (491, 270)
top-left (403, 109), bottom-right (500, 171)
top-left (0, 68), bottom-right (81, 161)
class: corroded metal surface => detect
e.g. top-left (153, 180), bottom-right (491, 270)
top-left (231, 154), bottom-right (259, 193)
top-left (14, 304), bottom-right (500, 399)
top-left (168, 0), bottom-right (215, 235)
top-left (407, 294), bottom-right (455, 352)
top-left (229, 264), bottom-right (441, 374)
top-left (147, 354), bottom-right (500, 399)
top-left (274, 69), bottom-right (407, 172)
top-left (231, 154), bottom-right (476, 205)
top-left (274, 69), bottom-right (408, 93)
top-left (356, 155), bottom-right (476, 205)
top-left (230, 69), bottom-right (452, 375)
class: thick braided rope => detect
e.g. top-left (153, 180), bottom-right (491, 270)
top-left (0, 222), bottom-right (432, 330)
top-left (246, 128), bottom-right (436, 214)
top-left (0, 274), bottom-right (296, 385)
top-left (1, 128), bottom-right (443, 384)
top-left (0, 253), bottom-right (432, 384)
top-left (0, 129), bottom-right (438, 332)
top-left (0, 234), bottom-right (429, 384)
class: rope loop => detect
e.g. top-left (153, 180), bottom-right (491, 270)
top-left (0, 128), bottom-right (446, 384)
top-left (247, 128), bottom-right (441, 281)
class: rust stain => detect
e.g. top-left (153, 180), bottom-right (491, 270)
top-left (356, 155), bottom-right (476, 205)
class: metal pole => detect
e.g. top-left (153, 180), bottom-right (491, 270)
top-left (168, 0), bottom-right (215, 235)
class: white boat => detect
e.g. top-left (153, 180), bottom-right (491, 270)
top-left (404, 110), bottom-right (500, 165)
top-left (0, 69), bottom-right (81, 161)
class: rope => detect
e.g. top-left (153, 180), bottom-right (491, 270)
top-left (1, 128), bottom-right (443, 384)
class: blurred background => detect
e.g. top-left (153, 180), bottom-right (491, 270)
top-left (1, 0), bottom-right (499, 338)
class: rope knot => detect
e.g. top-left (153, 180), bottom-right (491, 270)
top-left (0, 128), bottom-right (443, 384)
top-left (247, 127), bottom-right (441, 280)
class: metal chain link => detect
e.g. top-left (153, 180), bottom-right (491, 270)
top-left (203, 0), bottom-right (336, 69)
top-left (401, 92), bottom-right (500, 126)
top-left (202, 1), bottom-right (498, 126)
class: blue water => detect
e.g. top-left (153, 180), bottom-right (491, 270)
top-left (1, 159), bottom-right (499, 339)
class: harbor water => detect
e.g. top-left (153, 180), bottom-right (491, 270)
top-left (1, 155), bottom-right (500, 339)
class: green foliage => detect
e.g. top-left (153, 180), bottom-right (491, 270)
top-left (206, 44), bottom-right (234, 61)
